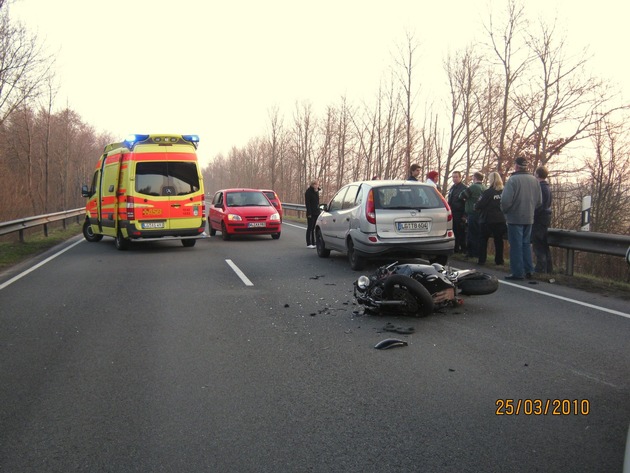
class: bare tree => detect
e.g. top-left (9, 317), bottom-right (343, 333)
top-left (443, 46), bottom-right (484, 183)
top-left (0, 5), bottom-right (54, 127)
top-left (266, 105), bottom-right (283, 191)
top-left (482, 0), bottom-right (532, 174)
top-left (393, 30), bottom-right (420, 171)
top-left (584, 116), bottom-right (630, 234)
top-left (515, 17), bottom-right (628, 170)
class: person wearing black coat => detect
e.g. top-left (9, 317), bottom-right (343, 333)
top-left (474, 172), bottom-right (507, 265)
top-left (304, 179), bottom-right (320, 248)
top-left (447, 171), bottom-right (468, 253)
top-left (532, 166), bottom-right (553, 273)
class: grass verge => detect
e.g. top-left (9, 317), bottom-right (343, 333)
top-left (0, 223), bottom-right (82, 272)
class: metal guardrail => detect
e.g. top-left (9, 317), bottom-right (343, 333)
top-left (548, 229), bottom-right (630, 274)
top-left (2, 204), bottom-right (629, 275)
top-left (0, 208), bottom-right (84, 242)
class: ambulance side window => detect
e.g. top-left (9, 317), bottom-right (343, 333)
top-left (88, 172), bottom-right (98, 197)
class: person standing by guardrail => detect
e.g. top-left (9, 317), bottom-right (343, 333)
top-left (459, 172), bottom-right (486, 260)
top-left (532, 166), bottom-right (553, 274)
top-left (448, 171), bottom-right (468, 254)
top-left (305, 179), bottom-right (320, 249)
top-left (501, 157), bottom-right (542, 280)
top-left (475, 171), bottom-right (507, 266)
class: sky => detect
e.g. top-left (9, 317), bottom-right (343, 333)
top-left (10, 0), bottom-right (630, 168)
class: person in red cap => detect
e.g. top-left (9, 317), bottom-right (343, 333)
top-left (425, 170), bottom-right (438, 187)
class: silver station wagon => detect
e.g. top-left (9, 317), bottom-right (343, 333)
top-left (315, 180), bottom-right (455, 270)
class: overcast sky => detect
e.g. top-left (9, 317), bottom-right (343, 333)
top-left (11, 0), bottom-right (630, 168)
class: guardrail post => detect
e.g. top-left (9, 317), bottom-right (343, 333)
top-left (565, 248), bottom-right (574, 276)
top-left (44, 223), bottom-right (49, 237)
top-left (19, 229), bottom-right (24, 243)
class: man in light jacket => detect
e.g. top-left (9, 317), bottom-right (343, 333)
top-left (501, 157), bottom-right (542, 280)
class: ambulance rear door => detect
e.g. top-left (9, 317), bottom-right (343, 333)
top-left (132, 155), bottom-right (203, 232)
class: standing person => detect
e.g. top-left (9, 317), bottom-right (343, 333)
top-left (475, 172), bottom-right (507, 266)
top-left (532, 166), bottom-right (553, 274)
top-left (304, 179), bottom-right (320, 248)
top-left (501, 157), bottom-right (542, 280)
top-left (425, 170), bottom-right (438, 187)
top-left (447, 171), bottom-right (467, 254)
top-left (459, 172), bottom-right (486, 259)
top-left (407, 164), bottom-right (421, 181)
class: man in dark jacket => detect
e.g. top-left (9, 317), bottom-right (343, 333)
top-left (407, 163), bottom-right (421, 181)
top-left (304, 179), bottom-right (320, 248)
top-left (532, 166), bottom-right (553, 273)
top-left (447, 171), bottom-right (467, 253)
top-left (459, 172), bottom-right (486, 259)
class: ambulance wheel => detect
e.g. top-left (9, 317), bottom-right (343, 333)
top-left (115, 231), bottom-right (129, 250)
top-left (182, 239), bottom-right (196, 247)
top-left (221, 222), bottom-right (231, 241)
top-left (82, 220), bottom-right (103, 242)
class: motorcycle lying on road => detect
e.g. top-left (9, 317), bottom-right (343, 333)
top-left (354, 261), bottom-right (499, 317)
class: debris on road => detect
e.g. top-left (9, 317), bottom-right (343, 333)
top-left (374, 338), bottom-right (409, 350)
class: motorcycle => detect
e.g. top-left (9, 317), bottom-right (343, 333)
top-left (354, 261), bottom-right (499, 317)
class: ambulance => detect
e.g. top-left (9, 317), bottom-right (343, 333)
top-left (81, 134), bottom-right (206, 250)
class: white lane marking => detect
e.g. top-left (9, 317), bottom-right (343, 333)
top-left (0, 239), bottom-right (84, 291)
top-left (281, 222), bottom-right (304, 229)
top-left (225, 259), bottom-right (254, 286)
top-left (500, 280), bottom-right (630, 319)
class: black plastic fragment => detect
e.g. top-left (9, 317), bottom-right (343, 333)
top-left (374, 338), bottom-right (409, 350)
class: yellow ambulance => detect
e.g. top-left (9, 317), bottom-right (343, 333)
top-left (81, 134), bottom-right (206, 250)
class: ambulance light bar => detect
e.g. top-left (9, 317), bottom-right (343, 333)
top-left (123, 134), bottom-right (200, 149)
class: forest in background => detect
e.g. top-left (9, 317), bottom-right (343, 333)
top-left (0, 0), bottom-right (628, 279)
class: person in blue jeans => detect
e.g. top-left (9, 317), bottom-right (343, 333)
top-left (500, 157), bottom-right (542, 280)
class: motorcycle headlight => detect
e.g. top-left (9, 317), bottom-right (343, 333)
top-left (357, 275), bottom-right (370, 290)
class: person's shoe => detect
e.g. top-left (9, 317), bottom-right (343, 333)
top-left (525, 273), bottom-right (533, 279)
top-left (505, 274), bottom-right (524, 280)
top-left (307, 245), bottom-right (316, 249)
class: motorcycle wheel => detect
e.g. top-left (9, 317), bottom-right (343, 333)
top-left (458, 273), bottom-right (499, 295)
top-left (383, 275), bottom-right (434, 317)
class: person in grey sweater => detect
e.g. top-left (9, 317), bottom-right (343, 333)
top-left (500, 157), bottom-right (542, 280)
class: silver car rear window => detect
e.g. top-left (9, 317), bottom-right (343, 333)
top-left (375, 186), bottom-right (443, 210)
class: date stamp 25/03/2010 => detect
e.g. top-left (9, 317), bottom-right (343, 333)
top-left (495, 399), bottom-right (590, 416)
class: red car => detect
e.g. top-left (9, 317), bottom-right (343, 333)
top-left (208, 188), bottom-right (281, 240)
top-left (260, 189), bottom-right (283, 221)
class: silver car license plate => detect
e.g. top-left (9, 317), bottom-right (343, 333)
top-left (397, 221), bottom-right (429, 232)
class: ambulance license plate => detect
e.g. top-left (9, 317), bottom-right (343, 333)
top-left (248, 222), bottom-right (266, 228)
top-left (141, 221), bottom-right (165, 229)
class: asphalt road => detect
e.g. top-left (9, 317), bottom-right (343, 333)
top-left (1, 222), bottom-right (629, 472)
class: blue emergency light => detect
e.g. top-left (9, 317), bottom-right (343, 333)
top-left (182, 135), bottom-right (200, 143)
top-left (124, 134), bottom-right (150, 148)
